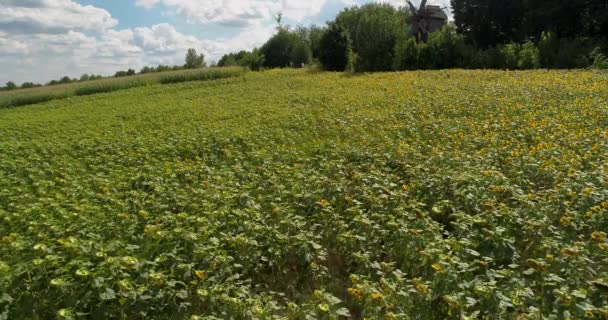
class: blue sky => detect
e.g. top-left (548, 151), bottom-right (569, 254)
top-left (0, 0), bottom-right (450, 85)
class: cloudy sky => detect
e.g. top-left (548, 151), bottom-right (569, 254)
top-left (0, 0), bottom-right (450, 85)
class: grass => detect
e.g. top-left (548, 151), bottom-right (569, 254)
top-left (0, 69), bottom-right (607, 319)
top-left (0, 67), bottom-right (247, 108)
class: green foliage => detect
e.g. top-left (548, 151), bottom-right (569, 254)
top-left (261, 28), bottom-right (312, 68)
top-left (538, 31), bottom-right (559, 68)
top-left (335, 3), bottom-right (409, 72)
top-left (502, 43), bottom-right (520, 69)
top-left (318, 23), bottom-right (352, 72)
top-left (239, 49), bottom-right (265, 71)
top-left (2, 93), bottom-right (63, 107)
top-left (452, 0), bottom-right (608, 46)
top-left (74, 79), bottom-right (147, 96)
top-left (218, 50), bottom-right (266, 71)
top-left (158, 68), bottom-right (246, 84)
top-left (424, 25), bottom-right (473, 69)
top-left (393, 36), bottom-right (419, 70)
top-left (1, 69), bottom-right (608, 319)
top-left (0, 68), bottom-right (246, 108)
top-left (501, 41), bottom-right (540, 70)
top-left (20, 82), bottom-right (39, 89)
top-left (4, 82), bottom-right (17, 91)
top-left (292, 25), bottom-right (326, 60)
top-left (451, 0), bottom-right (524, 47)
top-left (518, 41), bottom-right (541, 69)
top-left (289, 41), bottom-right (313, 68)
top-left (590, 47), bottom-right (608, 69)
top-left (185, 48), bottom-right (206, 69)
top-left (114, 69), bottom-right (136, 78)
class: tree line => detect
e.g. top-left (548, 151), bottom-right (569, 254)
top-left (2, 49), bottom-right (208, 91)
top-left (219, 2), bottom-right (607, 72)
top-left (4, 2), bottom-right (607, 91)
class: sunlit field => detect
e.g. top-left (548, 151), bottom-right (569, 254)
top-left (1, 69), bottom-right (607, 319)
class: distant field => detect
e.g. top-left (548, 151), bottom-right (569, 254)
top-left (0, 67), bottom-right (246, 108)
top-left (1, 69), bottom-right (607, 319)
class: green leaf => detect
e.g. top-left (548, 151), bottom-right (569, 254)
top-left (335, 308), bottom-right (351, 317)
top-left (100, 288), bottom-right (116, 300)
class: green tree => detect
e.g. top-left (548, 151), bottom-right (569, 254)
top-left (394, 36), bottom-right (420, 70)
top-left (319, 23), bottom-right (352, 71)
top-left (290, 41), bottom-right (312, 67)
top-left (261, 29), bottom-right (311, 68)
top-left (185, 48), bottom-right (206, 69)
top-left (334, 3), bottom-right (409, 72)
top-left (5, 81), bottom-right (17, 90)
top-left (451, 0), bottom-right (524, 47)
top-left (518, 41), bottom-right (540, 69)
top-left (293, 25), bottom-right (326, 59)
top-left (240, 49), bottom-right (265, 71)
top-left (21, 82), bottom-right (37, 89)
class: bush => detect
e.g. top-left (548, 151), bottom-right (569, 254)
top-left (20, 82), bottom-right (39, 89)
top-left (159, 68), bottom-right (245, 84)
top-left (590, 47), bottom-right (608, 69)
top-left (518, 41), bottom-right (540, 69)
top-left (502, 43), bottom-right (520, 69)
top-left (471, 46), bottom-right (505, 69)
top-left (290, 41), bottom-right (312, 68)
top-left (239, 49), bottom-right (265, 71)
top-left (394, 37), bottom-right (419, 70)
top-left (319, 23), bottom-right (352, 72)
top-left (538, 31), bottom-right (558, 68)
top-left (2, 93), bottom-right (64, 108)
top-left (424, 26), bottom-right (471, 69)
top-left (555, 38), bottom-right (593, 68)
top-left (74, 80), bottom-right (144, 96)
top-left (335, 3), bottom-right (409, 72)
top-left (5, 81), bottom-right (17, 90)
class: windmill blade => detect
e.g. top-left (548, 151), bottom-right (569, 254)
top-left (406, 0), bottom-right (417, 13)
top-left (419, 0), bottom-right (428, 11)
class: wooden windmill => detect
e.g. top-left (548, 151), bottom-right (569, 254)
top-left (406, 0), bottom-right (448, 42)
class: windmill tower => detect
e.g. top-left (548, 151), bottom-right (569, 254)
top-left (406, 0), bottom-right (448, 42)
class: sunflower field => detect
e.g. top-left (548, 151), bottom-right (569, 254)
top-left (1, 69), bottom-right (607, 319)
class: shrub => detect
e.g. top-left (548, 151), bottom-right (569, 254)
top-left (518, 41), bottom-right (540, 69)
top-left (5, 81), bottom-right (17, 90)
top-left (589, 47), bottom-right (608, 69)
top-left (319, 23), bottom-right (352, 72)
top-left (538, 31), bottom-right (558, 68)
top-left (394, 36), bottom-right (419, 70)
top-left (239, 49), bottom-right (265, 71)
top-left (159, 68), bottom-right (245, 84)
top-left (290, 41), bottom-right (313, 68)
top-left (425, 26), bottom-right (471, 69)
top-left (555, 38), bottom-right (592, 68)
top-left (2, 93), bottom-right (64, 108)
top-left (20, 82), bottom-right (39, 89)
top-left (502, 43), bottom-right (520, 69)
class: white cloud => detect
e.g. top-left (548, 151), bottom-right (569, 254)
top-left (0, 0), bottom-right (280, 84)
top-left (0, 20), bottom-right (274, 84)
top-left (134, 0), bottom-right (159, 9)
top-left (134, 0), bottom-right (354, 27)
top-left (0, 0), bottom-right (117, 34)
